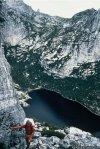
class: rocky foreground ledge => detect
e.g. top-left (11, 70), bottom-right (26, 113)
top-left (10, 122), bottom-right (100, 149)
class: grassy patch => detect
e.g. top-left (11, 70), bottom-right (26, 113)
top-left (41, 130), bottom-right (65, 139)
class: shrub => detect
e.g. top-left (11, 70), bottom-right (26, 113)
top-left (41, 130), bottom-right (65, 139)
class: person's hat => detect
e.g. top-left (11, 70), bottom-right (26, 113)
top-left (26, 120), bottom-right (32, 124)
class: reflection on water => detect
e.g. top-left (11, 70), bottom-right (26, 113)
top-left (24, 89), bottom-right (100, 133)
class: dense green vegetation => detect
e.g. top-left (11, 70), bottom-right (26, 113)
top-left (4, 44), bottom-right (100, 115)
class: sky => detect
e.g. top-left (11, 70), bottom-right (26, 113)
top-left (23, 0), bottom-right (100, 18)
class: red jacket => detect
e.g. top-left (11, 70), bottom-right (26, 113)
top-left (13, 124), bottom-right (35, 135)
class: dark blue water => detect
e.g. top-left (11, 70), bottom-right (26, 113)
top-left (24, 89), bottom-right (100, 133)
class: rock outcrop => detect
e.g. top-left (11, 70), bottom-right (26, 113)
top-left (0, 0), bottom-right (25, 148)
top-left (24, 122), bottom-right (100, 149)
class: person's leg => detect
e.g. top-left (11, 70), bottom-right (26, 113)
top-left (28, 135), bottom-right (32, 143)
top-left (26, 135), bottom-right (33, 148)
top-left (26, 136), bottom-right (30, 148)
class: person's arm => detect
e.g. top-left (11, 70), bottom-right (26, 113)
top-left (11, 125), bottom-right (25, 129)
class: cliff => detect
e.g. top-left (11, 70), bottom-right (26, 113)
top-left (0, 0), bottom-right (25, 148)
top-left (2, 0), bottom-right (100, 115)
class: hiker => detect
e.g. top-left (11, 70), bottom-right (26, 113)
top-left (11, 120), bottom-right (35, 148)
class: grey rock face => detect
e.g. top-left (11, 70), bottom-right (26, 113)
top-left (0, 45), bottom-right (25, 148)
top-left (2, 0), bottom-right (100, 115)
top-left (0, 0), bottom-right (25, 148)
top-left (28, 123), bottom-right (100, 149)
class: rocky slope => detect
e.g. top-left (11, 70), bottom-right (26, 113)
top-left (2, 0), bottom-right (100, 115)
top-left (11, 121), bottom-right (100, 149)
top-left (0, 0), bottom-right (25, 148)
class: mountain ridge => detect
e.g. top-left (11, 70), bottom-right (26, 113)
top-left (2, 0), bottom-right (100, 115)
